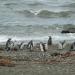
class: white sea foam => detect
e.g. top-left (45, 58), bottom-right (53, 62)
top-left (0, 33), bottom-right (75, 43)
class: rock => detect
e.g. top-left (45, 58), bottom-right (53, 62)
top-left (61, 30), bottom-right (70, 33)
top-left (61, 28), bottom-right (75, 33)
top-left (51, 52), bottom-right (61, 56)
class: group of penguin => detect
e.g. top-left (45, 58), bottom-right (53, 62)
top-left (5, 36), bottom-right (75, 52)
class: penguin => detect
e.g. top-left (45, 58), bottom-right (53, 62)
top-left (40, 42), bottom-right (44, 52)
top-left (45, 43), bottom-right (48, 50)
top-left (70, 42), bottom-right (75, 50)
top-left (5, 38), bottom-right (14, 51)
top-left (19, 42), bottom-right (25, 50)
top-left (27, 40), bottom-right (33, 51)
top-left (40, 42), bottom-right (46, 52)
top-left (58, 42), bottom-right (63, 49)
top-left (47, 36), bottom-right (52, 45)
top-left (58, 40), bottom-right (66, 50)
top-left (42, 43), bottom-right (46, 52)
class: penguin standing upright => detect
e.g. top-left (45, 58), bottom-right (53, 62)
top-left (45, 43), bottom-right (48, 50)
top-left (58, 42), bottom-right (63, 49)
top-left (47, 36), bottom-right (52, 45)
top-left (40, 42), bottom-right (46, 52)
top-left (40, 42), bottom-right (44, 52)
top-left (5, 38), bottom-right (14, 51)
top-left (70, 42), bottom-right (75, 50)
top-left (27, 40), bottom-right (33, 51)
top-left (59, 40), bottom-right (66, 50)
top-left (42, 43), bottom-right (46, 52)
top-left (19, 42), bottom-right (24, 49)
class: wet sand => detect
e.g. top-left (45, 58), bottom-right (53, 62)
top-left (0, 61), bottom-right (75, 75)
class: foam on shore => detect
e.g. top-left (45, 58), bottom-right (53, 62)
top-left (0, 33), bottom-right (75, 44)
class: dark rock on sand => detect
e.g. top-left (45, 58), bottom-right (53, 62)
top-left (51, 52), bottom-right (61, 56)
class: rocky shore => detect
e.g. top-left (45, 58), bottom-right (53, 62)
top-left (0, 41), bottom-right (74, 66)
top-left (0, 41), bottom-right (75, 75)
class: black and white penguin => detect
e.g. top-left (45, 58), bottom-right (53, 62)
top-left (47, 36), bottom-right (52, 45)
top-left (19, 42), bottom-right (25, 49)
top-left (58, 40), bottom-right (66, 49)
top-left (40, 42), bottom-right (46, 52)
top-left (27, 40), bottom-right (33, 51)
top-left (70, 42), bottom-right (75, 50)
top-left (5, 38), bottom-right (14, 51)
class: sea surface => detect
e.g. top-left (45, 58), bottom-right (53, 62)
top-left (0, 0), bottom-right (75, 42)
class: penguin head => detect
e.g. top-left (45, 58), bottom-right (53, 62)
top-left (8, 38), bottom-right (11, 41)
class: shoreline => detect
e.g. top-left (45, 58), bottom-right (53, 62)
top-left (0, 40), bottom-right (75, 75)
top-left (0, 39), bottom-right (74, 67)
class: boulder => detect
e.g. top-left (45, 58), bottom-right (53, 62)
top-left (61, 28), bottom-right (75, 33)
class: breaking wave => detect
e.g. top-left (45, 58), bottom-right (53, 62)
top-left (37, 10), bottom-right (74, 18)
top-left (16, 10), bottom-right (75, 18)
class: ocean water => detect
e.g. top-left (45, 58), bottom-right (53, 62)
top-left (0, 0), bottom-right (75, 42)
